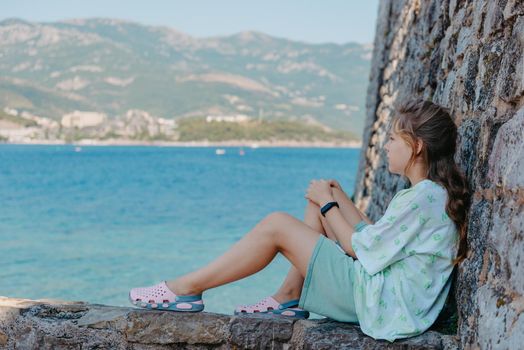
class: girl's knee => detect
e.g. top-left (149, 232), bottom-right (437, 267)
top-left (261, 211), bottom-right (293, 231)
top-left (256, 212), bottom-right (294, 243)
top-left (265, 211), bottom-right (292, 223)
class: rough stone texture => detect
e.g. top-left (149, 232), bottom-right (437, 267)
top-left (0, 296), bottom-right (459, 349)
top-left (353, 0), bottom-right (524, 349)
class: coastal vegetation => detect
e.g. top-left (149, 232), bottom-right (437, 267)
top-left (176, 117), bottom-right (358, 142)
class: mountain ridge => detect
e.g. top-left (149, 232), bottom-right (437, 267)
top-left (0, 17), bottom-right (371, 136)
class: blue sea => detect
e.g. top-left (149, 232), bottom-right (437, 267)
top-left (0, 144), bottom-right (360, 316)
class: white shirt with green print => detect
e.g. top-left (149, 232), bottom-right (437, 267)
top-left (350, 179), bottom-right (459, 342)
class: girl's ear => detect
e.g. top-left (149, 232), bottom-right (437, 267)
top-left (415, 139), bottom-right (424, 156)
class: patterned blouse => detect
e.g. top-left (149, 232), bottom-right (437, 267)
top-left (350, 179), bottom-right (458, 342)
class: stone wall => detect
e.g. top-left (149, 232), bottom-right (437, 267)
top-left (353, 0), bottom-right (523, 349)
top-left (0, 296), bottom-right (458, 349)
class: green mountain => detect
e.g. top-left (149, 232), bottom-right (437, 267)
top-left (0, 18), bottom-right (371, 137)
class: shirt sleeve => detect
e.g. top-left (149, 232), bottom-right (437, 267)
top-left (351, 189), bottom-right (426, 275)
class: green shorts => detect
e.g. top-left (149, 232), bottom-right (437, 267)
top-left (298, 235), bottom-right (359, 323)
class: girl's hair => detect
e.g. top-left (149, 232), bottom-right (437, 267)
top-left (391, 99), bottom-right (470, 266)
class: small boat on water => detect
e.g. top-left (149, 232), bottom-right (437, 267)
top-left (215, 148), bottom-right (226, 155)
top-left (239, 147), bottom-right (245, 156)
top-left (74, 146), bottom-right (82, 152)
top-left (250, 143), bottom-right (259, 149)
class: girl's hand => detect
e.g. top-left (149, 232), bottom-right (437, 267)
top-left (328, 179), bottom-right (343, 191)
top-left (305, 179), bottom-right (335, 207)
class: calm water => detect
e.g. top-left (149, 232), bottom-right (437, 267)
top-left (0, 144), bottom-right (360, 315)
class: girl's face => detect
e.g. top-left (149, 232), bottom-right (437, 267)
top-left (384, 130), bottom-right (413, 175)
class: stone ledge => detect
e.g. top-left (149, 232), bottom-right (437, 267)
top-left (0, 296), bottom-right (459, 349)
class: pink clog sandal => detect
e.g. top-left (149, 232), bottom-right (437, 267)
top-left (234, 296), bottom-right (309, 319)
top-left (129, 281), bottom-right (204, 312)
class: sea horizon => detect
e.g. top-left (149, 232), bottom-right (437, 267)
top-left (0, 139), bottom-right (363, 149)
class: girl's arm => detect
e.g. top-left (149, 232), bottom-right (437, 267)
top-left (358, 211), bottom-right (373, 225)
top-left (329, 181), bottom-right (374, 225)
top-left (320, 201), bottom-right (358, 258)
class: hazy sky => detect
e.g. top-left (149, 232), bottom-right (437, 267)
top-left (2, 0), bottom-right (380, 44)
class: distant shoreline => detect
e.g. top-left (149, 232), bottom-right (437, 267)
top-left (1, 139), bottom-right (363, 148)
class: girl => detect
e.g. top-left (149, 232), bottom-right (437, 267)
top-left (129, 99), bottom-right (470, 342)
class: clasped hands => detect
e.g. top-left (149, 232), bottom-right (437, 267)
top-left (304, 179), bottom-right (343, 208)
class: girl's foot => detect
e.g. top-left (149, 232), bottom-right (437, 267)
top-left (165, 279), bottom-right (201, 296)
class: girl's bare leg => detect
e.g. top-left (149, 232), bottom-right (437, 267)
top-left (165, 211), bottom-right (323, 296)
top-left (271, 187), bottom-right (372, 303)
top-left (270, 199), bottom-right (329, 303)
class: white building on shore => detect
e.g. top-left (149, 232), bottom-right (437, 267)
top-left (61, 111), bottom-right (107, 128)
top-left (205, 114), bottom-right (250, 123)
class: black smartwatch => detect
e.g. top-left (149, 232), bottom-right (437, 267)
top-left (320, 201), bottom-right (339, 217)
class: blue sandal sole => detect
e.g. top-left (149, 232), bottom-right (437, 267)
top-left (128, 293), bottom-right (205, 312)
top-left (234, 298), bottom-right (309, 319)
top-left (234, 309), bottom-right (309, 319)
